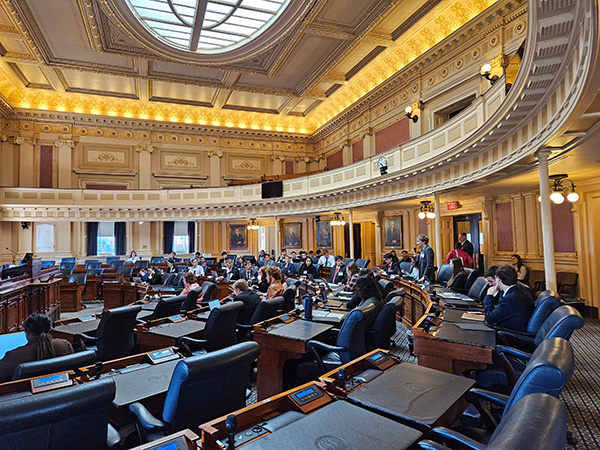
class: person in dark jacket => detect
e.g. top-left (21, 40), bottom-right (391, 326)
top-left (232, 279), bottom-right (261, 325)
top-left (299, 257), bottom-right (317, 279)
top-left (446, 257), bottom-right (467, 291)
top-left (484, 265), bottom-right (534, 331)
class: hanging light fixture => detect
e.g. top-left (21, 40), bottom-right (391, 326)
top-left (247, 218), bottom-right (260, 230)
top-left (418, 201), bottom-right (436, 220)
top-left (547, 174), bottom-right (579, 204)
top-left (331, 212), bottom-right (346, 227)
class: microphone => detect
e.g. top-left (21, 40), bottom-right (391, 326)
top-left (94, 361), bottom-right (103, 380)
top-left (225, 414), bottom-right (237, 449)
top-left (338, 367), bottom-right (347, 389)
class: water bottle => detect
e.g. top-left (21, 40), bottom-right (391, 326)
top-left (303, 294), bottom-right (313, 320)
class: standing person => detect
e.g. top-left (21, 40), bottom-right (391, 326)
top-left (446, 257), bottom-right (468, 291)
top-left (415, 235), bottom-right (435, 282)
top-left (266, 266), bottom-right (285, 299)
top-left (457, 232), bottom-right (474, 258)
top-left (446, 242), bottom-right (473, 268)
top-left (329, 256), bottom-right (347, 284)
top-left (0, 314), bottom-right (74, 382)
top-left (318, 249), bottom-right (335, 267)
top-left (483, 265), bottom-right (534, 331)
top-left (188, 258), bottom-right (204, 277)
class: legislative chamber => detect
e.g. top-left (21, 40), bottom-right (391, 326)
top-left (0, 0), bottom-right (598, 448)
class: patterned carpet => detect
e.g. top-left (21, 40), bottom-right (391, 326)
top-left (389, 319), bottom-right (600, 449)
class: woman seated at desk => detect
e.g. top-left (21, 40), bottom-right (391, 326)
top-left (182, 272), bottom-right (200, 297)
top-left (346, 274), bottom-right (384, 316)
top-left (126, 250), bottom-right (140, 263)
top-left (0, 314), bottom-right (73, 382)
top-left (343, 261), bottom-right (360, 292)
top-left (283, 255), bottom-right (296, 276)
top-left (298, 257), bottom-right (317, 279)
top-left (266, 266), bottom-right (285, 299)
top-left (446, 257), bottom-right (468, 291)
top-left (401, 258), bottom-right (420, 279)
top-left (255, 267), bottom-right (269, 293)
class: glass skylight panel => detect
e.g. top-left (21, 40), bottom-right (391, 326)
top-left (125, 0), bottom-right (290, 53)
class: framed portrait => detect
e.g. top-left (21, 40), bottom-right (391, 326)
top-left (384, 216), bottom-right (403, 248)
top-left (229, 224), bottom-right (248, 250)
top-left (283, 222), bottom-right (302, 248)
top-left (316, 221), bottom-right (332, 248)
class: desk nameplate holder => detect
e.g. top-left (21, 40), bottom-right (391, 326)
top-left (148, 348), bottom-right (180, 365)
top-left (168, 315), bottom-right (186, 323)
top-left (30, 372), bottom-right (73, 393)
top-left (79, 315), bottom-right (96, 322)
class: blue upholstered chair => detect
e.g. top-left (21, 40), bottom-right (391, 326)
top-left (436, 263), bottom-right (452, 285)
top-left (237, 296), bottom-right (284, 341)
top-left (151, 256), bottom-right (166, 264)
top-left (60, 257), bottom-right (76, 264)
top-left (466, 277), bottom-right (488, 302)
top-left (12, 350), bottom-right (96, 381)
top-left (109, 260), bottom-right (125, 269)
top-left (85, 260), bottom-right (101, 269)
top-left (129, 342), bottom-right (260, 444)
top-left (40, 260), bottom-right (55, 268)
top-left (400, 261), bottom-right (412, 274)
top-left (417, 393), bottom-right (566, 450)
top-left (59, 262), bottom-right (75, 270)
top-left (378, 279), bottom-right (394, 298)
top-left (75, 305), bottom-right (142, 361)
top-left (367, 294), bottom-right (404, 350)
top-left (306, 302), bottom-right (377, 374)
top-left (355, 258), bottom-right (371, 269)
top-left (494, 290), bottom-right (560, 339)
top-left (0, 378), bottom-right (120, 450)
top-left (106, 256), bottom-right (120, 264)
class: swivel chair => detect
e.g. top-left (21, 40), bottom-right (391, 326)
top-left (149, 295), bottom-right (186, 321)
top-left (280, 286), bottom-right (297, 313)
top-left (129, 342), bottom-right (260, 444)
top-left (400, 261), bottom-right (412, 274)
top-left (198, 281), bottom-right (217, 305)
top-left (85, 260), bottom-right (102, 269)
top-left (355, 258), bottom-right (371, 269)
top-left (378, 279), bottom-right (394, 299)
top-left (461, 268), bottom-right (480, 293)
top-left (466, 277), bottom-right (489, 302)
top-left (366, 295), bottom-right (404, 350)
top-left (238, 296), bottom-right (284, 341)
top-left (383, 287), bottom-right (405, 304)
top-left (106, 256), bottom-right (120, 264)
top-left (134, 260), bottom-right (149, 269)
top-left (0, 378), bottom-right (120, 450)
top-left (110, 260), bottom-right (125, 269)
top-left (180, 288), bottom-right (201, 313)
top-left (12, 350), bottom-right (96, 381)
top-left (60, 257), bottom-right (76, 264)
top-left (436, 264), bottom-right (452, 286)
top-left (75, 305), bottom-right (142, 361)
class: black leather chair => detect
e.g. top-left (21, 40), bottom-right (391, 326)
top-left (12, 350), bottom-right (96, 381)
top-left (238, 296), bottom-right (284, 340)
top-left (87, 268), bottom-right (104, 276)
top-left (85, 261), bottom-right (102, 269)
top-left (110, 260), bottom-right (125, 269)
top-left (306, 303), bottom-right (377, 374)
top-left (151, 256), bottom-right (166, 264)
top-left (280, 286), bottom-right (297, 313)
top-left (68, 273), bottom-right (87, 284)
top-left (149, 295), bottom-right (185, 321)
top-left (106, 256), bottom-right (120, 264)
top-left (367, 295), bottom-right (403, 350)
top-left (0, 378), bottom-right (120, 450)
top-left (343, 258), bottom-right (354, 266)
top-left (557, 271), bottom-right (578, 299)
top-left (170, 272), bottom-right (184, 288)
top-left (399, 261), bottom-right (412, 274)
top-left (59, 262), bottom-right (75, 270)
top-left (378, 279), bottom-right (394, 299)
top-left (180, 288), bottom-right (201, 312)
top-left (355, 258), bottom-right (370, 269)
top-left (118, 265), bottom-right (134, 279)
top-left (460, 268), bottom-right (480, 293)
top-left (384, 287), bottom-right (406, 304)
top-left (129, 342), bottom-right (260, 443)
top-left (436, 264), bottom-right (452, 285)
top-left (198, 281), bottom-right (217, 304)
top-left (178, 301), bottom-right (243, 353)
top-left (60, 268), bottom-right (73, 277)
top-left (134, 260), bottom-right (149, 269)
top-left (418, 393), bottom-right (566, 450)
top-left (466, 277), bottom-right (488, 302)
top-left (75, 305), bottom-right (142, 361)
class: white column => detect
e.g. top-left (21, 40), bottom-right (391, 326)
top-left (18, 138), bottom-right (35, 187)
top-left (138, 148), bottom-right (152, 189)
top-left (434, 193), bottom-right (442, 268)
top-left (208, 152), bottom-right (222, 187)
top-left (274, 217), bottom-right (280, 253)
top-left (374, 212), bottom-right (383, 265)
top-left (363, 132), bottom-right (375, 158)
top-left (342, 144), bottom-right (352, 166)
top-left (536, 149), bottom-right (557, 292)
top-left (348, 209), bottom-right (355, 259)
top-left (56, 140), bottom-right (75, 188)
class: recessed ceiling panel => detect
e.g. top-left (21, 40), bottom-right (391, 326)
top-left (61, 69), bottom-right (137, 96)
top-left (151, 80), bottom-right (216, 104)
top-left (291, 98), bottom-right (319, 114)
top-left (10, 64), bottom-right (50, 86)
top-left (226, 91), bottom-right (289, 112)
top-left (0, 38), bottom-right (35, 59)
top-left (333, 42), bottom-right (380, 74)
top-left (150, 60), bottom-right (224, 82)
top-left (317, 0), bottom-right (380, 27)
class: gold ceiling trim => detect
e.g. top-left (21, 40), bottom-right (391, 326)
top-left (0, 0), bottom-right (498, 135)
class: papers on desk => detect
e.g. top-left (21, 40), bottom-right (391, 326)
top-left (461, 312), bottom-right (485, 322)
top-left (454, 322), bottom-right (494, 332)
top-left (312, 310), bottom-right (346, 320)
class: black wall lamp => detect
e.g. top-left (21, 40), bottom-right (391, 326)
top-left (480, 63), bottom-right (499, 85)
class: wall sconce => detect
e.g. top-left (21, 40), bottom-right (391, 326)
top-left (331, 212), bottom-right (346, 227)
top-left (405, 106), bottom-right (418, 123)
top-left (538, 174), bottom-right (579, 204)
top-left (480, 63), bottom-right (499, 85)
top-left (418, 201), bottom-right (436, 220)
top-left (247, 218), bottom-right (260, 230)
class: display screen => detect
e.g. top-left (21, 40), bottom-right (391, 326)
top-left (155, 443), bottom-right (178, 450)
top-left (80, 315), bottom-right (93, 321)
top-left (281, 315), bottom-right (289, 320)
top-left (151, 349), bottom-right (171, 358)
top-left (371, 353), bottom-right (383, 361)
top-left (295, 388), bottom-right (314, 399)
top-left (261, 180), bottom-right (283, 199)
top-left (39, 374), bottom-right (63, 384)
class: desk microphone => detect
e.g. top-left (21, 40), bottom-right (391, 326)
top-left (338, 368), bottom-right (347, 389)
top-left (94, 361), bottom-right (103, 380)
top-left (226, 414), bottom-right (237, 449)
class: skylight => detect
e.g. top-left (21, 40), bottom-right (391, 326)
top-left (126, 0), bottom-right (291, 53)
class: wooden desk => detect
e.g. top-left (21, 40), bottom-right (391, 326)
top-left (383, 276), bottom-right (432, 327)
top-left (252, 314), bottom-right (333, 401)
top-left (103, 281), bottom-right (147, 310)
top-left (198, 277), bottom-right (232, 300)
top-left (136, 317), bottom-right (206, 352)
top-left (59, 280), bottom-right (84, 312)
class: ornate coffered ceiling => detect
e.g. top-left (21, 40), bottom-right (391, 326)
top-left (0, 0), bottom-right (499, 134)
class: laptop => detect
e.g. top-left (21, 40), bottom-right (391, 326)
top-left (197, 299), bottom-right (221, 319)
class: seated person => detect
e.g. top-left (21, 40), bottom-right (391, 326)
top-left (181, 272), bottom-right (200, 297)
top-left (232, 279), bottom-right (261, 325)
top-left (168, 251), bottom-right (178, 262)
top-left (0, 314), bottom-right (73, 382)
top-left (240, 260), bottom-right (258, 282)
top-left (446, 257), bottom-right (468, 291)
top-left (401, 257), bottom-right (420, 278)
top-left (446, 242), bottom-right (474, 268)
top-left (346, 274), bottom-right (384, 316)
top-left (390, 250), bottom-right (400, 263)
top-left (257, 250), bottom-right (267, 261)
top-left (222, 258), bottom-right (240, 281)
top-left (329, 255), bottom-right (348, 285)
top-left (147, 266), bottom-right (163, 285)
top-left (343, 262), bottom-right (360, 292)
top-left (298, 257), bottom-right (317, 279)
top-left (266, 266), bottom-right (285, 299)
top-left (188, 258), bottom-right (205, 277)
top-left (512, 254), bottom-right (528, 283)
top-left (276, 249), bottom-right (287, 264)
top-left (166, 259), bottom-right (178, 274)
top-left (262, 254), bottom-right (275, 267)
top-left (126, 250), bottom-right (140, 263)
top-left (282, 255), bottom-right (296, 276)
top-left (399, 250), bottom-right (412, 263)
top-left (235, 256), bottom-right (245, 269)
top-left (317, 249), bottom-right (335, 268)
top-left (375, 253), bottom-right (400, 275)
top-left (255, 267), bottom-right (269, 293)
top-left (218, 251), bottom-right (229, 268)
top-left (483, 265), bottom-right (500, 305)
top-left (138, 267), bottom-right (150, 282)
top-left (198, 256), bottom-right (208, 268)
top-left (484, 265), bottom-right (534, 331)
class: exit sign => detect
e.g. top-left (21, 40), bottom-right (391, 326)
top-left (447, 201), bottom-right (460, 210)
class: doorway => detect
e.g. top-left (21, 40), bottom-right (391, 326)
top-left (452, 213), bottom-right (483, 267)
top-left (344, 223), bottom-right (362, 258)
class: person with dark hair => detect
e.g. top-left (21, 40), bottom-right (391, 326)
top-left (223, 258), bottom-right (240, 282)
top-left (346, 274), bottom-right (384, 315)
top-left (218, 251), bottom-right (229, 268)
top-left (0, 314), bottom-right (73, 382)
top-left (256, 267), bottom-right (269, 293)
top-left (401, 257), bottom-right (420, 278)
top-left (399, 250), bottom-right (412, 263)
top-left (188, 258), bottom-right (204, 277)
top-left (329, 255), bottom-right (347, 284)
top-left (232, 279), bottom-right (261, 325)
top-left (166, 259), bottom-right (177, 274)
top-left (240, 260), bottom-right (258, 282)
top-left (344, 261), bottom-right (360, 291)
top-left (147, 266), bottom-right (163, 285)
top-left (389, 250), bottom-right (400, 263)
top-left (181, 271), bottom-right (200, 297)
top-left (457, 232), bottom-right (474, 257)
top-left (446, 257), bottom-right (467, 291)
top-left (378, 253), bottom-right (400, 275)
top-left (262, 254), bottom-right (275, 267)
top-left (446, 241), bottom-right (473, 268)
top-left (415, 234), bottom-right (435, 281)
top-left (299, 256), bottom-right (317, 279)
top-left (277, 248), bottom-right (287, 264)
top-left (484, 265), bottom-right (534, 331)
top-left (511, 254), bottom-right (528, 283)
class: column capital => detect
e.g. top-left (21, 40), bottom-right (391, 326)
top-left (534, 148), bottom-right (553, 159)
top-left (135, 144), bottom-right (155, 153)
top-left (54, 139), bottom-right (75, 148)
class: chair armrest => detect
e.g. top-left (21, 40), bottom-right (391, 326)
top-left (493, 325), bottom-right (535, 339)
top-left (237, 323), bottom-right (253, 332)
top-left (496, 330), bottom-right (536, 349)
top-left (129, 402), bottom-right (168, 431)
top-left (466, 388), bottom-right (509, 408)
top-left (74, 332), bottom-right (97, 342)
top-left (427, 427), bottom-right (486, 450)
top-left (176, 336), bottom-right (208, 356)
top-left (306, 340), bottom-right (345, 353)
top-left (417, 440), bottom-right (451, 450)
top-left (107, 424), bottom-right (122, 448)
top-left (496, 345), bottom-right (533, 361)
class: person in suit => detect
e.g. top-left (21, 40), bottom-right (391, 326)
top-left (147, 266), bottom-right (163, 285)
top-left (329, 255), bottom-right (347, 285)
top-left (285, 226), bottom-right (300, 247)
top-left (385, 219), bottom-right (401, 247)
top-left (218, 251), bottom-right (229, 268)
top-left (415, 234), bottom-right (435, 281)
top-left (399, 250), bottom-right (412, 263)
top-left (377, 253), bottom-right (400, 275)
top-left (0, 313), bottom-right (74, 382)
top-left (231, 227), bottom-right (246, 247)
top-left (240, 260), bottom-right (258, 282)
top-left (446, 257), bottom-right (468, 291)
top-left (318, 249), bottom-right (335, 267)
top-left (262, 254), bottom-right (275, 267)
top-left (484, 265), bottom-right (534, 331)
top-left (222, 258), bottom-right (240, 281)
top-left (299, 257), bottom-right (317, 279)
top-left (166, 259), bottom-right (178, 274)
top-left (232, 279), bottom-right (261, 325)
top-left (458, 232), bottom-right (474, 258)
